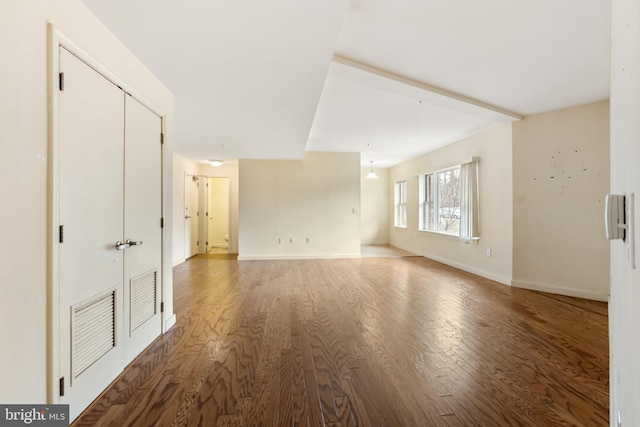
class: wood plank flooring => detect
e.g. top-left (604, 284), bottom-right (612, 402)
top-left (73, 255), bottom-right (609, 426)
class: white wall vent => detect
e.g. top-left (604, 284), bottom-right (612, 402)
top-left (71, 289), bottom-right (116, 378)
top-left (130, 270), bottom-right (157, 334)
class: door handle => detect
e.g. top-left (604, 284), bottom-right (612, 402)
top-left (115, 241), bottom-right (130, 251)
top-left (185, 215), bottom-right (191, 219)
top-left (126, 239), bottom-right (143, 246)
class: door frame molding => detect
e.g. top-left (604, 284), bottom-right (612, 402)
top-left (47, 24), bottom-right (167, 404)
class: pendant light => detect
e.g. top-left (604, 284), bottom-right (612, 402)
top-left (366, 161), bottom-right (379, 179)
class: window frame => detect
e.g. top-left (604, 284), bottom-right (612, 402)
top-left (418, 157), bottom-right (479, 242)
top-left (394, 180), bottom-right (407, 228)
top-left (419, 166), bottom-right (461, 236)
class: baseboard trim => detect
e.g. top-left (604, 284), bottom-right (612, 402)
top-left (421, 252), bottom-right (512, 286)
top-left (163, 313), bottom-right (176, 332)
top-left (361, 240), bottom-right (390, 246)
top-left (237, 253), bottom-right (361, 261)
top-left (511, 280), bottom-right (609, 302)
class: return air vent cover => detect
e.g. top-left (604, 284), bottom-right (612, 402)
top-left (130, 270), bottom-right (157, 334)
top-left (72, 289), bottom-right (116, 379)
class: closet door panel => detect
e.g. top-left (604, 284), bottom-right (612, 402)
top-left (123, 95), bottom-right (163, 363)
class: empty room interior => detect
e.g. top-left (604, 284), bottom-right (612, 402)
top-left (2, 0), bottom-right (640, 426)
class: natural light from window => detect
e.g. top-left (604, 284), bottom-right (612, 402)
top-left (394, 180), bottom-right (407, 228)
top-left (419, 158), bottom-right (479, 241)
top-left (420, 167), bottom-right (461, 235)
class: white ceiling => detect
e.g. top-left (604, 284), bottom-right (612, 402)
top-left (81, 0), bottom-right (610, 168)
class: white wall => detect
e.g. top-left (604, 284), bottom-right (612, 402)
top-left (361, 166), bottom-right (389, 245)
top-left (0, 0), bottom-right (174, 404)
top-left (239, 151), bottom-right (361, 259)
top-left (389, 124), bottom-right (513, 284)
top-left (512, 101), bottom-right (610, 301)
top-left (610, 0), bottom-right (640, 424)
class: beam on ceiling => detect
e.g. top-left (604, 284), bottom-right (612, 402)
top-left (332, 54), bottom-right (523, 120)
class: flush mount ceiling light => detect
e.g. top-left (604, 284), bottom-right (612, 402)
top-left (366, 161), bottom-right (379, 179)
top-left (208, 160), bottom-right (223, 167)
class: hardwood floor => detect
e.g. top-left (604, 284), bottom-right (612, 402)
top-left (73, 255), bottom-right (609, 426)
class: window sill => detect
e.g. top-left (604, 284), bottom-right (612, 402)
top-left (394, 225), bottom-right (407, 229)
top-left (418, 229), bottom-right (479, 244)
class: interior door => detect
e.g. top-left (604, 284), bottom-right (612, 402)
top-left (184, 175), bottom-right (199, 258)
top-left (123, 95), bottom-right (162, 364)
top-left (208, 177), bottom-right (230, 253)
top-left (58, 47), bottom-right (125, 420)
top-left (198, 177), bottom-right (209, 254)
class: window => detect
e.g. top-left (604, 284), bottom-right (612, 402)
top-left (394, 180), bottom-right (407, 227)
top-left (419, 159), bottom-right (479, 240)
top-left (419, 173), bottom-right (435, 231)
top-left (420, 167), bottom-right (460, 234)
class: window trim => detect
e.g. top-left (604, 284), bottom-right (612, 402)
top-left (394, 180), bottom-right (407, 228)
top-left (419, 166), bottom-right (461, 236)
top-left (418, 228), bottom-right (479, 244)
top-left (417, 157), bottom-right (480, 241)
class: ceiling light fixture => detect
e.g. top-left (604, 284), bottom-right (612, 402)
top-left (209, 160), bottom-right (223, 167)
top-left (366, 161), bottom-right (379, 179)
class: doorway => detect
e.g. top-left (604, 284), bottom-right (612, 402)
top-left (204, 177), bottom-right (230, 254)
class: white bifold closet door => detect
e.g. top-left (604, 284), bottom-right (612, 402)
top-left (58, 46), bottom-right (162, 421)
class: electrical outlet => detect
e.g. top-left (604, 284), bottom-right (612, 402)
top-left (486, 248), bottom-right (492, 257)
top-left (306, 237), bottom-right (311, 244)
top-left (289, 237), bottom-right (294, 244)
top-left (278, 238), bottom-right (283, 244)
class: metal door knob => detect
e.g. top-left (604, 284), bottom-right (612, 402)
top-left (115, 241), bottom-right (130, 251)
top-left (126, 239), bottom-right (143, 246)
